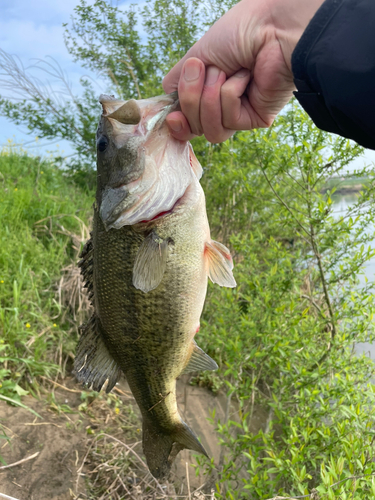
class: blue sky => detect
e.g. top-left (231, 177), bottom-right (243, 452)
top-left (1, 0), bottom-right (375, 169)
top-left (0, 0), bottom-right (134, 157)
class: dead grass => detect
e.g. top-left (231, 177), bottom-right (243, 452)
top-left (34, 213), bottom-right (93, 325)
top-left (79, 432), bottom-right (215, 500)
top-left (63, 381), bottom-right (216, 500)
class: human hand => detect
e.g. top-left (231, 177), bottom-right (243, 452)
top-left (163, 0), bottom-right (324, 143)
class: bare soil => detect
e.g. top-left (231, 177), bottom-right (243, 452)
top-left (0, 376), bottom-right (268, 500)
top-left (0, 381), bottom-right (87, 500)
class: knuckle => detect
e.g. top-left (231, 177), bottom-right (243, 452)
top-left (222, 112), bottom-right (239, 130)
top-left (220, 85), bottom-right (233, 101)
top-left (205, 129), bottom-right (226, 144)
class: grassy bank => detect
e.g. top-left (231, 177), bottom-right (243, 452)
top-left (0, 150), bottom-right (215, 499)
top-left (2, 132), bottom-right (375, 499)
top-left (321, 175), bottom-right (371, 194)
top-left (0, 150), bottom-right (93, 402)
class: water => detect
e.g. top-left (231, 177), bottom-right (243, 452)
top-left (333, 194), bottom-right (375, 358)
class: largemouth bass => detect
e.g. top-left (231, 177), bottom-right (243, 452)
top-left (75, 93), bottom-right (236, 479)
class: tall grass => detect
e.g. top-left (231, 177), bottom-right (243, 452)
top-left (0, 149), bottom-right (93, 400)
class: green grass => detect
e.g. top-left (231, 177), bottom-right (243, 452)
top-left (0, 149), bottom-right (93, 401)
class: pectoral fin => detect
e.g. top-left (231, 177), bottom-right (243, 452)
top-left (205, 240), bottom-right (236, 288)
top-left (133, 232), bottom-right (169, 293)
top-left (182, 342), bottom-right (218, 374)
top-left (74, 315), bottom-right (122, 393)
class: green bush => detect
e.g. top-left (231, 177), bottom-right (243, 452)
top-left (193, 103), bottom-right (375, 499)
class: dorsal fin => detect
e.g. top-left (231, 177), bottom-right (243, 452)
top-left (74, 315), bottom-right (122, 393)
top-left (78, 235), bottom-right (94, 304)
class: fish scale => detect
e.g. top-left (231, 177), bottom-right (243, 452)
top-left (93, 207), bottom-right (202, 421)
top-left (74, 93), bottom-right (236, 478)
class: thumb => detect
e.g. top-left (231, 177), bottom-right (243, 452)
top-left (163, 3), bottom-right (248, 93)
top-left (163, 44), bottom-right (211, 94)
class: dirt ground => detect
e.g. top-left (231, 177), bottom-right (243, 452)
top-left (0, 376), bottom-right (268, 500)
top-left (0, 379), bottom-right (88, 500)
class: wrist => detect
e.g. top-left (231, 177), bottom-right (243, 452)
top-left (270, 0), bottom-right (326, 71)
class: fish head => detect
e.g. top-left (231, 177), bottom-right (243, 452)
top-left (96, 93), bottom-right (197, 230)
top-left (96, 95), bottom-right (146, 206)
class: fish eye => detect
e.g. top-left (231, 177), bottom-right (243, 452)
top-left (97, 136), bottom-right (109, 152)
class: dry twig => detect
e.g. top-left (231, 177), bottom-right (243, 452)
top-left (0, 494), bottom-right (22, 500)
top-left (40, 375), bottom-right (82, 393)
top-left (0, 451), bottom-right (39, 470)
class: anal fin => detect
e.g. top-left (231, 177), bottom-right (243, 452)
top-left (132, 231), bottom-right (169, 293)
top-left (182, 341), bottom-right (218, 374)
top-left (74, 315), bottom-right (122, 393)
top-left (205, 240), bottom-right (236, 288)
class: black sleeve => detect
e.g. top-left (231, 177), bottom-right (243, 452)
top-left (292, 0), bottom-right (375, 150)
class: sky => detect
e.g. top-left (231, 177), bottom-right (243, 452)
top-left (0, 0), bottom-right (375, 169)
top-left (0, 0), bottom-right (133, 157)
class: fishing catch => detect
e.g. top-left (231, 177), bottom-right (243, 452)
top-left (75, 93), bottom-right (236, 479)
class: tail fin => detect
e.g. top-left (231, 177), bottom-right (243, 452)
top-left (142, 418), bottom-right (208, 479)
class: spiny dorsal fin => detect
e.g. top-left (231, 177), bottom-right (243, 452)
top-left (74, 315), bottom-right (122, 393)
top-left (182, 341), bottom-right (218, 374)
top-left (132, 232), bottom-right (169, 293)
top-left (78, 236), bottom-right (94, 303)
top-left (205, 240), bottom-right (236, 288)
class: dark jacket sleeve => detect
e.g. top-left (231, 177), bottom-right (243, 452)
top-left (292, 0), bottom-right (375, 150)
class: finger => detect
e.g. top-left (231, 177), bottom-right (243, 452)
top-left (221, 69), bottom-right (256, 130)
top-left (200, 66), bottom-right (234, 143)
top-left (165, 111), bottom-right (196, 142)
top-left (245, 42), bottom-right (296, 128)
top-left (162, 0), bottom-right (248, 94)
top-left (178, 58), bottom-right (206, 136)
top-left (163, 41), bottom-right (213, 94)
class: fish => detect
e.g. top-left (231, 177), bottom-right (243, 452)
top-left (74, 92), bottom-right (236, 479)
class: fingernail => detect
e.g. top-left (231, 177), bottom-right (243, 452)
top-left (235, 69), bottom-right (250, 78)
top-left (168, 119), bottom-right (182, 132)
top-left (205, 66), bottom-right (220, 86)
top-left (184, 60), bottom-right (201, 82)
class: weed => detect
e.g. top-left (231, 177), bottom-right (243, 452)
top-left (0, 150), bottom-right (93, 400)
